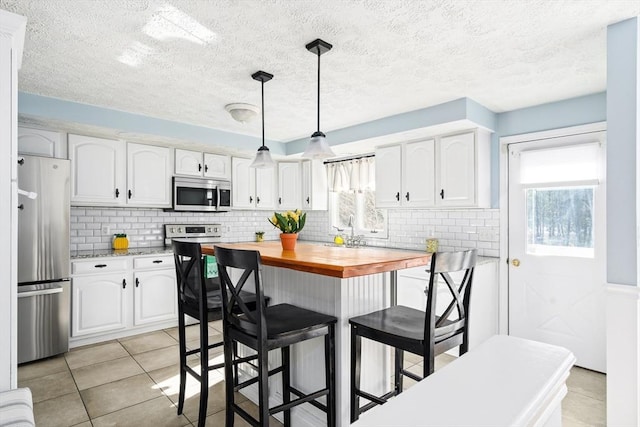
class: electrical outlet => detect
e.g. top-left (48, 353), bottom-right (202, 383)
top-left (101, 225), bottom-right (111, 235)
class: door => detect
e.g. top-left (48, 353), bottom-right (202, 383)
top-left (232, 157), bottom-right (255, 209)
top-left (403, 139), bottom-right (435, 207)
top-left (278, 162), bottom-right (301, 209)
top-left (255, 167), bottom-right (277, 210)
top-left (437, 132), bottom-right (475, 206)
top-left (133, 269), bottom-right (177, 326)
top-left (72, 273), bottom-right (129, 337)
top-left (175, 149), bottom-right (203, 176)
top-left (375, 145), bottom-right (401, 207)
top-left (69, 134), bottom-right (126, 205)
top-left (508, 132), bottom-right (606, 372)
top-left (127, 143), bottom-right (171, 207)
top-left (204, 153), bottom-right (231, 179)
top-left (18, 126), bottom-right (65, 158)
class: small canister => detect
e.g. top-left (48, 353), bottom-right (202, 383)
top-left (112, 233), bottom-right (129, 250)
top-left (426, 237), bottom-right (439, 253)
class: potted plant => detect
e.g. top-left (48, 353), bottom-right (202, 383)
top-left (255, 231), bottom-right (265, 242)
top-left (268, 209), bottom-right (306, 250)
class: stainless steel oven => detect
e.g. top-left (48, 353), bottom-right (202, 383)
top-left (172, 176), bottom-right (231, 212)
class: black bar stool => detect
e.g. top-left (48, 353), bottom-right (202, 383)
top-left (349, 249), bottom-right (477, 422)
top-left (172, 241), bottom-right (263, 427)
top-left (215, 246), bottom-right (337, 427)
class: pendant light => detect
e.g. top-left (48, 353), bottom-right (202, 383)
top-left (302, 39), bottom-right (336, 160)
top-left (250, 70), bottom-right (276, 168)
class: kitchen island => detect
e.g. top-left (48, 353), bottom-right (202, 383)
top-left (202, 241), bottom-right (432, 427)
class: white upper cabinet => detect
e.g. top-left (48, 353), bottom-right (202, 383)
top-left (376, 141), bottom-right (434, 208)
top-left (375, 130), bottom-right (490, 209)
top-left (204, 153), bottom-right (231, 179)
top-left (436, 131), bottom-right (490, 208)
top-left (70, 134), bottom-right (172, 207)
top-left (175, 149), bottom-right (231, 180)
top-left (127, 143), bottom-right (172, 207)
top-left (69, 134), bottom-right (126, 205)
top-left (18, 126), bottom-right (66, 158)
top-left (301, 160), bottom-right (328, 211)
top-left (277, 162), bottom-right (301, 209)
top-left (232, 157), bottom-right (276, 210)
top-left (174, 149), bottom-right (202, 176)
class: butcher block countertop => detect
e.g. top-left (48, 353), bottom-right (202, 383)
top-left (201, 241), bottom-right (432, 278)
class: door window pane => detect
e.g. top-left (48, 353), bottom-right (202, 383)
top-left (526, 186), bottom-right (594, 257)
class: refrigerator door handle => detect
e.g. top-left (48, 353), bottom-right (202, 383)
top-left (18, 287), bottom-right (64, 298)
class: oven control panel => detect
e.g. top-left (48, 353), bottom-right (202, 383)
top-left (164, 223), bottom-right (223, 246)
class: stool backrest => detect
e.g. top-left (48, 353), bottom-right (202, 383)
top-left (424, 249), bottom-right (477, 346)
top-left (172, 240), bottom-right (208, 317)
top-left (214, 246), bottom-right (268, 339)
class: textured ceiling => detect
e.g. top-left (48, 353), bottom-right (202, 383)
top-left (1, 0), bottom-right (639, 143)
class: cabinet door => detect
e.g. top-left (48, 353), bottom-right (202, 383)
top-left (301, 160), bottom-right (328, 210)
top-left (277, 162), bottom-right (301, 210)
top-left (232, 157), bottom-right (255, 209)
top-left (69, 134), bottom-right (126, 205)
top-left (133, 269), bottom-right (177, 326)
top-left (403, 139), bottom-right (435, 207)
top-left (127, 143), bottom-right (172, 207)
top-left (436, 132), bottom-right (475, 206)
top-left (255, 167), bottom-right (277, 210)
top-left (18, 126), bottom-right (65, 158)
top-left (72, 273), bottom-right (129, 337)
top-left (204, 153), bottom-right (231, 179)
top-left (175, 149), bottom-right (203, 176)
top-left (375, 145), bottom-right (402, 207)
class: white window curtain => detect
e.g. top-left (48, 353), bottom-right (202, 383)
top-left (327, 157), bottom-right (375, 192)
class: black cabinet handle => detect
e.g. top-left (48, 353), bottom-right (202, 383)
top-left (135, 278), bottom-right (139, 288)
top-left (17, 158), bottom-right (24, 165)
top-left (152, 260), bottom-right (163, 264)
top-left (278, 197), bottom-right (282, 205)
top-left (256, 196), bottom-right (260, 204)
top-left (198, 163), bottom-right (202, 172)
top-left (94, 264), bottom-right (107, 268)
top-left (405, 192), bottom-right (410, 201)
top-left (204, 164), bottom-right (208, 173)
top-left (249, 196), bottom-right (253, 203)
top-left (17, 204), bottom-right (24, 210)
top-left (440, 189), bottom-right (445, 199)
top-left (395, 192), bottom-right (400, 201)
top-left (128, 189), bottom-right (132, 199)
top-left (122, 279), bottom-right (127, 289)
top-left (306, 196), bottom-right (310, 204)
top-left (115, 188), bottom-right (120, 198)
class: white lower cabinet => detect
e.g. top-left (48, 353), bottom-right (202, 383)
top-left (397, 259), bottom-right (499, 351)
top-left (71, 254), bottom-right (177, 343)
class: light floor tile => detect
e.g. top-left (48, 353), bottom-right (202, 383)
top-left (202, 398), bottom-right (282, 427)
top-left (80, 373), bottom-right (163, 419)
top-left (71, 355), bottom-right (143, 390)
top-left (567, 366), bottom-right (606, 401)
top-left (166, 323), bottom-right (221, 343)
top-left (33, 391), bottom-right (89, 427)
top-left (91, 395), bottom-right (190, 427)
top-left (119, 330), bottom-right (177, 354)
top-left (133, 344), bottom-right (180, 372)
top-left (562, 390), bottom-right (606, 427)
top-left (18, 355), bottom-right (69, 381)
top-left (19, 370), bottom-right (77, 403)
top-left (65, 341), bottom-right (129, 369)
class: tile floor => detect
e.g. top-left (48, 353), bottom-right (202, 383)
top-left (19, 324), bottom-right (606, 427)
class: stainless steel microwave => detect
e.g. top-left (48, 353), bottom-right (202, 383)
top-left (172, 176), bottom-right (231, 212)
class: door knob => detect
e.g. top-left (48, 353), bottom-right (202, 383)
top-left (511, 259), bottom-right (521, 267)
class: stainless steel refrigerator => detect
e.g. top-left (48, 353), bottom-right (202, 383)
top-left (17, 155), bottom-right (70, 364)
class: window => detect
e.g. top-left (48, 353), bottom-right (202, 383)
top-left (327, 157), bottom-right (388, 238)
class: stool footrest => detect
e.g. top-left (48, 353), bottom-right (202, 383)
top-left (234, 365), bottom-right (285, 392)
top-left (399, 368), bottom-right (422, 382)
top-left (289, 386), bottom-right (329, 413)
top-left (270, 387), bottom-right (329, 415)
top-left (356, 388), bottom-right (397, 406)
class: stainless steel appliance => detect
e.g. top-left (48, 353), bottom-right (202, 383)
top-left (164, 223), bottom-right (223, 246)
top-left (17, 155), bottom-right (70, 364)
top-left (172, 176), bottom-right (231, 212)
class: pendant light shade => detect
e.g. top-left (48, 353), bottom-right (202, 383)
top-left (302, 39), bottom-right (336, 160)
top-left (250, 70), bottom-right (276, 169)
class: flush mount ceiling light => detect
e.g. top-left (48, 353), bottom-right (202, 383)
top-left (225, 103), bottom-right (259, 124)
top-left (249, 71), bottom-right (276, 169)
top-left (302, 38), bottom-right (336, 160)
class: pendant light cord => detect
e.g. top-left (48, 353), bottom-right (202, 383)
top-left (261, 79), bottom-right (265, 147)
top-left (317, 46), bottom-right (321, 133)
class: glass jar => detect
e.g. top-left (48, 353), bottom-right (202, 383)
top-left (112, 234), bottom-right (129, 250)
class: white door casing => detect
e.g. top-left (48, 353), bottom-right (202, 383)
top-left (507, 131), bottom-right (606, 372)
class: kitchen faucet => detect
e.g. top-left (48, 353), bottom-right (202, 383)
top-left (348, 214), bottom-right (355, 240)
